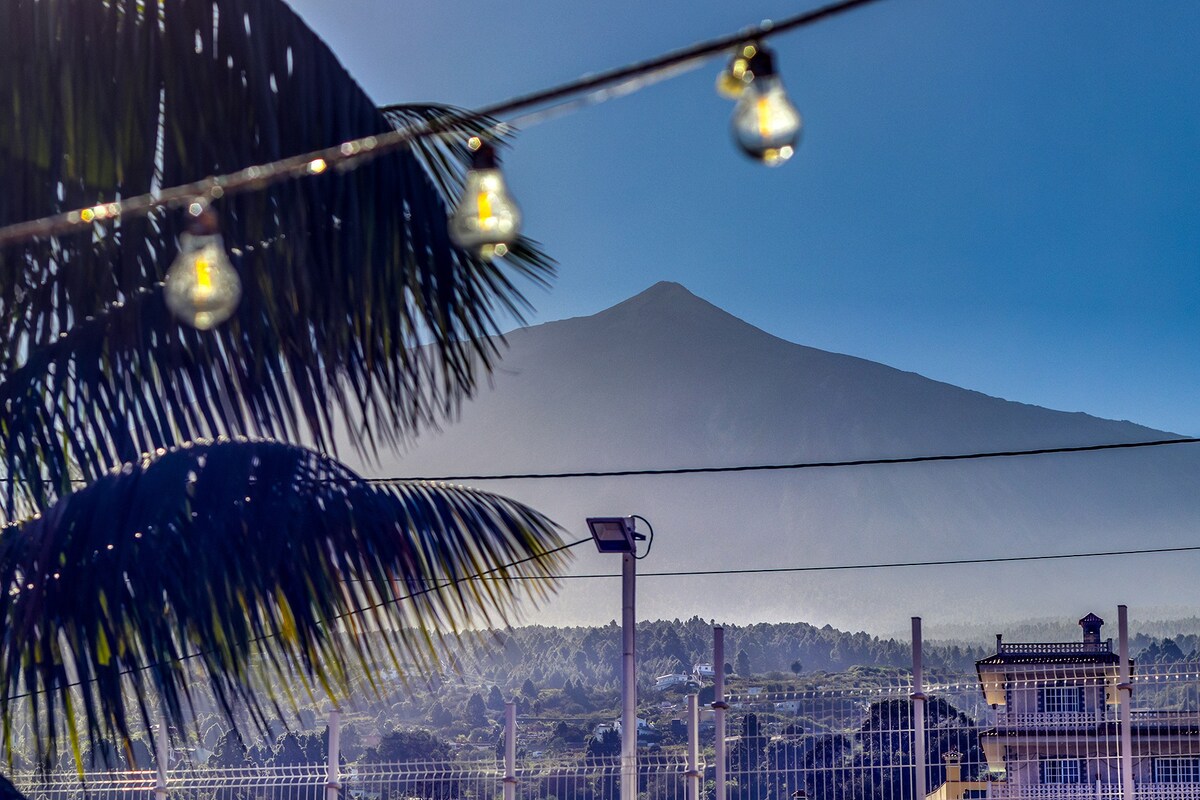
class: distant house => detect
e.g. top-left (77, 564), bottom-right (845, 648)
top-left (773, 700), bottom-right (801, 714)
top-left (613, 717), bottom-right (652, 734)
top-left (655, 673), bottom-right (691, 690)
top-left (693, 662), bottom-right (716, 678)
top-left (926, 612), bottom-right (1200, 800)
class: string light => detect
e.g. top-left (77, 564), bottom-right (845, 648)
top-left (163, 199), bottom-right (242, 329)
top-left (448, 137), bottom-right (522, 260)
top-left (0, 0), bottom-right (885, 248)
top-left (730, 43), bottom-right (803, 166)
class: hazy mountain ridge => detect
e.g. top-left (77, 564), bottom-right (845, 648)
top-left (347, 282), bottom-right (1200, 633)
top-left (435, 282), bottom-right (1171, 472)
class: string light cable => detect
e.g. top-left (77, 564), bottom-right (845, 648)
top-left (0, 0), bottom-right (886, 247)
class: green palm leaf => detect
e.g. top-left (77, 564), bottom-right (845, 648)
top-left (0, 438), bottom-right (566, 767)
top-left (0, 0), bottom-right (554, 518)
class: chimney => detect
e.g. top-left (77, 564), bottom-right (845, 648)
top-left (943, 751), bottom-right (962, 783)
top-left (1079, 613), bottom-right (1104, 645)
top-left (995, 633), bottom-right (1002, 653)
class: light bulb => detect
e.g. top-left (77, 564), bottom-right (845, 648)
top-left (730, 47), bottom-right (802, 167)
top-left (164, 227), bottom-right (241, 330)
top-left (449, 139), bottom-right (521, 259)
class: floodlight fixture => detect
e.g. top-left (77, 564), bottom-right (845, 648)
top-left (587, 516), bottom-right (640, 553)
top-left (584, 513), bottom-right (651, 800)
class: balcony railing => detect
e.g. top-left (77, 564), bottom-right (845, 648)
top-left (1131, 709), bottom-right (1200, 723)
top-left (990, 783), bottom-right (1200, 800)
top-left (998, 640), bottom-right (1114, 656)
top-left (995, 709), bottom-right (1110, 728)
top-left (990, 785), bottom-right (1119, 800)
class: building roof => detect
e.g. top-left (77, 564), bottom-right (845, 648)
top-left (976, 652), bottom-right (1121, 666)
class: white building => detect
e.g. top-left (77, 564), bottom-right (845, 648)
top-left (655, 673), bottom-right (691, 690)
top-left (612, 717), bottom-right (651, 734)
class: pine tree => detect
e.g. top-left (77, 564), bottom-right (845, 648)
top-left (465, 692), bottom-right (488, 727)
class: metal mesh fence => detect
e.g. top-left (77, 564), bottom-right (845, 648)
top-left (725, 674), bottom-right (1000, 800)
top-left (12, 658), bottom-right (1200, 800)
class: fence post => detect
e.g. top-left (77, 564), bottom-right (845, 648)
top-left (714, 625), bottom-right (728, 800)
top-left (154, 717), bottom-right (169, 800)
top-left (326, 709), bottom-right (342, 800)
top-left (911, 617), bottom-right (927, 800)
top-left (1118, 605), bottom-right (1133, 800)
top-left (504, 701), bottom-right (517, 800)
top-left (686, 692), bottom-right (701, 800)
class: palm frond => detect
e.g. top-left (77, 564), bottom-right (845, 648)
top-left (0, 0), bottom-right (555, 519)
top-left (0, 775), bottom-right (23, 800)
top-left (0, 439), bottom-right (567, 767)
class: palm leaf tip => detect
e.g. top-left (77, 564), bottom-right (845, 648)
top-left (0, 775), bottom-right (25, 800)
top-left (0, 438), bottom-right (567, 765)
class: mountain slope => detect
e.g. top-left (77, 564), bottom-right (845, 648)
top-left (348, 283), bottom-right (1200, 633)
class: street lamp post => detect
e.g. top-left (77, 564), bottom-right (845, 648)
top-left (586, 517), bottom-right (647, 800)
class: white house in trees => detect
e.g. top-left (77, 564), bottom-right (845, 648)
top-left (655, 673), bottom-right (691, 690)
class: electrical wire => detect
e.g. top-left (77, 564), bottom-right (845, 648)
top-left (365, 436), bottom-right (1200, 484)
top-left (0, 537), bottom-right (593, 704)
top-left (336, 543), bottom-right (1200, 582)
top-left (0, 0), bottom-right (886, 246)
top-left (498, 542), bottom-right (1200, 580)
top-left (631, 514), bottom-right (655, 561)
top-left (7, 436), bottom-right (1196, 489)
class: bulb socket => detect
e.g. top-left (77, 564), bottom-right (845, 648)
top-left (470, 141), bottom-right (500, 170)
top-left (746, 47), bottom-right (778, 80)
top-left (185, 199), bottom-right (220, 236)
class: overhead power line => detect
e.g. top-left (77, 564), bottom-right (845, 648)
top-left (0, 0), bottom-right (885, 246)
top-left (5, 436), bottom-right (1196, 490)
top-left (507, 543), bottom-right (1200, 580)
top-left (368, 436), bottom-right (1200, 484)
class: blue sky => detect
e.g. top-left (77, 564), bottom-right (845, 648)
top-left (288, 0), bottom-right (1199, 436)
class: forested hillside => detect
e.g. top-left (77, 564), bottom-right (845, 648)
top-left (23, 617), bottom-right (1200, 773)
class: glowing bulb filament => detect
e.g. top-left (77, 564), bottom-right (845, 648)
top-left (756, 97), bottom-right (773, 139)
top-left (195, 258), bottom-right (214, 296)
top-left (476, 191), bottom-right (494, 229)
